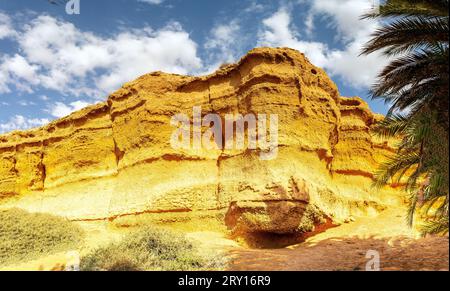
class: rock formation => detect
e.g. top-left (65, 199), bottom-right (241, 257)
top-left (0, 47), bottom-right (403, 234)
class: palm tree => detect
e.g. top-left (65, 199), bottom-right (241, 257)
top-left (362, 0), bottom-right (449, 235)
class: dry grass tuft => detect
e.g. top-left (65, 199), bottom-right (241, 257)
top-left (80, 226), bottom-right (226, 271)
top-left (0, 208), bottom-right (84, 266)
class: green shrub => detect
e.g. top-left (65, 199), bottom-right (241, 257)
top-left (297, 205), bottom-right (327, 233)
top-left (80, 226), bottom-right (225, 271)
top-left (0, 208), bottom-right (84, 266)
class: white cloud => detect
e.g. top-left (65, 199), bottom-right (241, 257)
top-left (0, 15), bottom-right (201, 98)
top-left (0, 115), bottom-right (49, 134)
top-left (258, 2), bottom-right (388, 88)
top-left (0, 13), bottom-right (201, 133)
top-left (2, 54), bottom-right (39, 82)
top-left (0, 68), bottom-right (9, 93)
top-left (138, 0), bottom-right (165, 5)
top-left (307, 0), bottom-right (388, 88)
top-left (0, 12), bottom-right (16, 40)
top-left (258, 8), bottom-right (330, 68)
top-left (307, 0), bottom-right (377, 42)
top-left (204, 20), bottom-right (241, 68)
top-left (244, 1), bottom-right (265, 13)
top-left (18, 100), bottom-right (36, 106)
top-left (0, 54), bottom-right (41, 93)
top-left (46, 100), bottom-right (92, 118)
top-left (206, 21), bottom-right (240, 51)
top-left (0, 2), bottom-right (388, 133)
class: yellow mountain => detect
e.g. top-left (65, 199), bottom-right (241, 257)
top-left (0, 47), bottom-right (403, 235)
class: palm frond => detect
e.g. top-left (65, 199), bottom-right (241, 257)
top-left (419, 216), bottom-right (449, 236)
top-left (373, 151), bottom-right (421, 187)
top-left (407, 191), bottom-right (419, 226)
top-left (362, 16), bottom-right (448, 56)
top-left (364, 0), bottom-right (449, 236)
top-left (372, 113), bottom-right (409, 138)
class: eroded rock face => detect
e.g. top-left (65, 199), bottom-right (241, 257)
top-left (0, 47), bottom-right (402, 233)
top-left (225, 177), bottom-right (310, 233)
top-left (225, 201), bottom-right (309, 234)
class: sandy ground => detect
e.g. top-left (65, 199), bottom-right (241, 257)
top-left (2, 207), bottom-right (448, 271)
top-left (222, 207), bottom-right (449, 271)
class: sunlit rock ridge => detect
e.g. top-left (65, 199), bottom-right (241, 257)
top-left (0, 47), bottom-right (402, 234)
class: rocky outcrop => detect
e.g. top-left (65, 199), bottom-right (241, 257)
top-left (0, 48), bottom-right (402, 234)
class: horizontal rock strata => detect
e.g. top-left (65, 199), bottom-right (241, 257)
top-left (0, 48), bottom-right (402, 233)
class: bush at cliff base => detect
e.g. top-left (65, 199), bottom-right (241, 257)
top-left (0, 208), bottom-right (84, 266)
top-left (80, 226), bottom-right (226, 271)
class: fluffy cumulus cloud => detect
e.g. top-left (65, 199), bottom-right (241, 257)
top-left (308, 0), bottom-right (388, 88)
top-left (0, 1), bottom-right (388, 133)
top-left (0, 15), bottom-right (201, 98)
top-left (46, 100), bottom-right (91, 118)
top-left (0, 13), bottom-right (202, 133)
top-left (1, 2), bottom-right (386, 95)
top-left (258, 8), bottom-right (329, 68)
top-left (0, 54), bottom-right (40, 93)
top-left (0, 115), bottom-right (49, 134)
top-left (259, 0), bottom-right (388, 88)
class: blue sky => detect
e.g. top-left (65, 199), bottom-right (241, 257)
top-left (0, 0), bottom-right (388, 133)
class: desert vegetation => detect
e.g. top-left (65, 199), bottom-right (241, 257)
top-left (0, 208), bottom-right (84, 266)
top-left (80, 226), bottom-right (226, 271)
top-left (363, 0), bottom-right (449, 235)
top-left (0, 207), bottom-right (225, 270)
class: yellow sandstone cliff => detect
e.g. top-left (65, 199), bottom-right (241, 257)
top-left (0, 48), bottom-right (403, 234)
